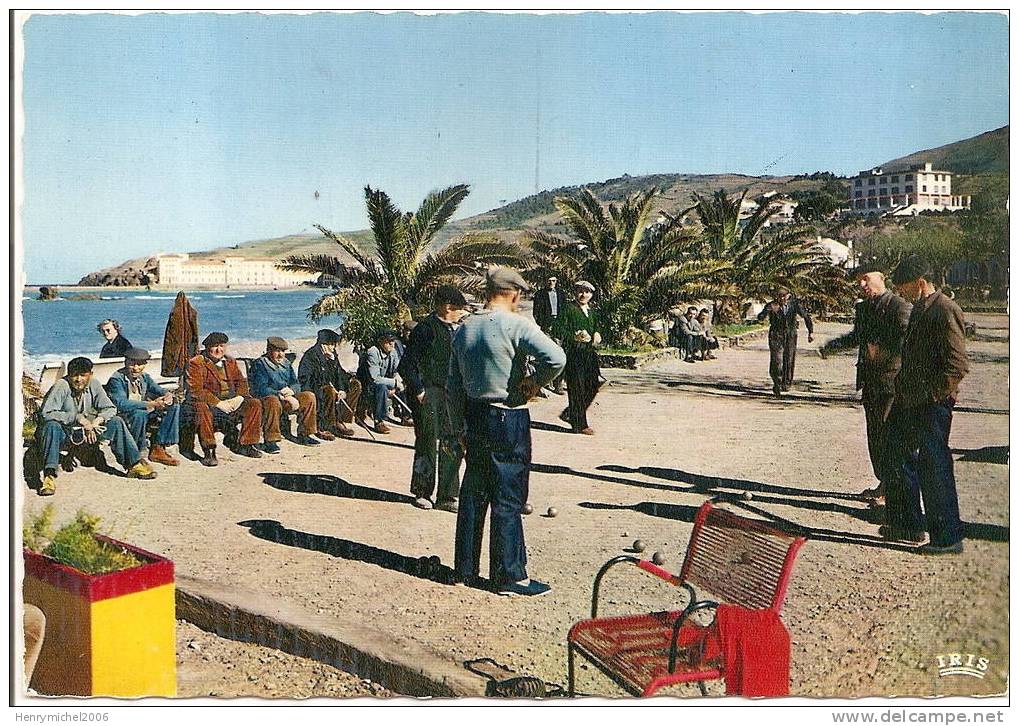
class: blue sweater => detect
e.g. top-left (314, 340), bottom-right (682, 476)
top-left (106, 370), bottom-right (169, 412)
top-left (248, 356), bottom-right (301, 399)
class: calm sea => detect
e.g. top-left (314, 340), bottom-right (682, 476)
top-left (20, 288), bottom-right (339, 374)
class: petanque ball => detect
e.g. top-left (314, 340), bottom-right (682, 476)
top-left (547, 507), bottom-right (558, 518)
top-left (632, 539), bottom-right (645, 553)
top-left (742, 491), bottom-right (754, 501)
top-left (523, 503), bottom-right (534, 515)
top-left (652, 552), bottom-right (666, 566)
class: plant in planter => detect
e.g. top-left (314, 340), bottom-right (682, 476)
top-left (22, 506), bottom-right (176, 696)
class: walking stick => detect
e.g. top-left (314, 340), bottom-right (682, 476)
top-left (391, 392), bottom-right (414, 416)
top-left (340, 398), bottom-right (376, 441)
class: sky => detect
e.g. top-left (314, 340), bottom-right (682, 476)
top-left (18, 11), bottom-right (1009, 283)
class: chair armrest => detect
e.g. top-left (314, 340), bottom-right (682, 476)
top-left (668, 600), bottom-right (719, 673)
top-left (590, 556), bottom-right (693, 619)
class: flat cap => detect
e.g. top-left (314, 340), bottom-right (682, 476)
top-left (377, 329), bottom-right (399, 343)
top-left (485, 266), bottom-right (530, 293)
top-left (316, 329), bottom-right (341, 344)
top-left (202, 332), bottom-right (229, 347)
top-left (892, 255), bottom-right (931, 285)
top-left (124, 347), bottom-right (151, 361)
top-left (266, 336), bottom-right (289, 351)
top-left (574, 280), bottom-right (595, 292)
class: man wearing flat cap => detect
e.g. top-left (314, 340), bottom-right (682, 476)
top-left (298, 329), bottom-right (362, 438)
top-left (881, 255), bottom-right (969, 555)
top-left (35, 356), bottom-right (156, 495)
top-left (357, 329), bottom-right (404, 434)
top-left (249, 336), bottom-right (323, 452)
top-left (555, 280), bottom-right (604, 435)
top-left (820, 267), bottom-right (912, 503)
top-left (399, 285), bottom-right (469, 511)
top-left (448, 266), bottom-right (566, 596)
top-left (532, 276), bottom-right (566, 394)
top-left (185, 332), bottom-right (264, 466)
top-left (106, 347), bottom-right (182, 467)
top-left (757, 285), bottom-right (814, 396)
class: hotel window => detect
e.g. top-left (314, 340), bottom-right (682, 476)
top-left (891, 175), bottom-right (899, 183)
top-left (868, 189), bottom-right (876, 197)
top-left (922, 185), bottom-right (927, 192)
top-left (891, 187), bottom-right (899, 194)
top-left (905, 185), bottom-right (913, 193)
top-left (868, 178), bottom-right (875, 186)
top-left (855, 190), bottom-right (863, 197)
top-left (905, 174), bottom-right (913, 181)
top-left (855, 179), bottom-right (862, 187)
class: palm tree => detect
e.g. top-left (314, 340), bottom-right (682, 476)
top-left (279, 184), bottom-right (531, 348)
top-left (525, 187), bottom-right (729, 347)
top-left (690, 189), bottom-right (847, 322)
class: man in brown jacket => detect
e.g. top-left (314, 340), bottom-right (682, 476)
top-left (881, 256), bottom-right (969, 555)
top-left (185, 332), bottom-right (263, 466)
top-left (820, 268), bottom-right (912, 502)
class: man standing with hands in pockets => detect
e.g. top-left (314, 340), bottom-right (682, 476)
top-left (448, 267), bottom-right (566, 596)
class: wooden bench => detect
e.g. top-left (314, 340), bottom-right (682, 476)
top-left (566, 500), bottom-right (805, 697)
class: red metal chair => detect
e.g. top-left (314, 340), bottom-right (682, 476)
top-left (567, 500), bottom-right (806, 697)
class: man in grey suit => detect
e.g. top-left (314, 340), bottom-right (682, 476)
top-left (758, 287), bottom-right (814, 396)
top-left (821, 269), bottom-right (912, 502)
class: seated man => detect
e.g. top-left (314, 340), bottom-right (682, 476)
top-left (297, 329), bottom-right (362, 438)
top-left (35, 356), bottom-right (156, 495)
top-left (105, 347), bottom-right (181, 466)
top-left (675, 306), bottom-right (704, 362)
top-left (248, 336), bottom-right (323, 452)
top-left (697, 308), bottom-right (719, 359)
top-left (356, 329), bottom-right (403, 434)
top-left (97, 319), bottom-right (133, 359)
top-left (185, 332), bottom-right (263, 466)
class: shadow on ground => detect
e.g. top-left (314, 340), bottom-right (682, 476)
top-left (953, 445), bottom-right (1009, 465)
top-left (260, 472), bottom-right (415, 504)
top-left (237, 518), bottom-right (481, 587)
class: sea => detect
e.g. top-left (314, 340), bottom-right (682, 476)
top-left (20, 288), bottom-right (339, 375)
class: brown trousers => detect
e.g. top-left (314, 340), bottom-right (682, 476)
top-left (261, 392), bottom-right (317, 442)
top-left (317, 380), bottom-right (362, 429)
top-left (194, 398), bottom-right (262, 448)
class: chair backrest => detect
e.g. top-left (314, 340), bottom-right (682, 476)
top-left (679, 501), bottom-right (805, 612)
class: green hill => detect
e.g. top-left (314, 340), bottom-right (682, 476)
top-left (879, 126), bottom-right (1008, 174)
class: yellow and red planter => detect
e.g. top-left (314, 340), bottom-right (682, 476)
top-left (24, 537), bottom-right (176, 697)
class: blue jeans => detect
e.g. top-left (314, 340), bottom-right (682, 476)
top-left (370, 382), bottom-right (395, 423)
top-left (885, 401), bottom-right (964, 546)
top-left (454, 400), bottom-right (531, 585)
top-left (36, 418), bottom-right (140, 471)
top-left (121, 403), bottom-right (181, 450)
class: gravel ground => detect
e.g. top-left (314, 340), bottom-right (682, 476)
top-left (21, 314), bottom-right (1009, 699)
top-left (176, 620), bottom-right (391, 699)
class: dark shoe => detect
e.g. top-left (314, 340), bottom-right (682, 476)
top-left (434, 499), bottom-right (459, 513)
top-left (878, 525), bottom-right (925, 543)
top-left (397, 416), bottom-right (414, 427)
top-left (237, 444), bottom-right (263, 458)
top-left (558, 409), bottom-right (570, 424)
top-left (295, 435), bottom-right (321, 446)
top-left (375, 422), bottom-right (392, 434)
top-left (200, 446), bottom-right (219, 467)
top-left (859, 484), bottom-right (885, 501)
top-left (781, 383), bottom-right (791, 392)
top-left (261, 441), bottom-right (282, 454)
top-left (497, 579), bottom-right (551, 597)
top-left (334, 423), bottom-right (356, 438)
top-left (149, 445), bottom-right (179, 467)
top-left (773, 384), bottom-right (782, 398)
top-left (919, 541), bottom-right (964, 556)
top-left (316, 429), bottom-right (336, 441)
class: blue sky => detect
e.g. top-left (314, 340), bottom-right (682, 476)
top-left (20, 11), bottom-right (1008, 283)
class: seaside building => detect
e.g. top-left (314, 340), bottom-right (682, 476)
top-left (847, 162), bottom-right (971, 216)
top-left (739, 193), bottom-right (798, 227)
top-left (155, 253), bottom-right (318, 288)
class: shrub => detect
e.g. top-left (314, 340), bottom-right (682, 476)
top-left (23, 506), bottom-right (142, 575)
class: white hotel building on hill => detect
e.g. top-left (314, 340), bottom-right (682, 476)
top-left (847, 162), bottom-right (971, 216)
top-left (156, 253), bottom-right (319, 288)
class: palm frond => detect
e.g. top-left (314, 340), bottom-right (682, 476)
top-left (412, 233), bottom-right (533, 300)
top-left (312, 224), bottom-right (384, 284)
top-left (407, 184), bottom-right (471, 259)
top-left (276, 254), bottom-right (349, 278)
top-left (363, 185), bottom-right (409, 288)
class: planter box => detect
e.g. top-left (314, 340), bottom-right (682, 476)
top-left (24, 537), bottom-right (176, 697)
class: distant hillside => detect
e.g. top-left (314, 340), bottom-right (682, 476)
top-left (79, 126), bottom-right (1007, 285)
top-left (879, 126), bottom-right (1008, 174)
